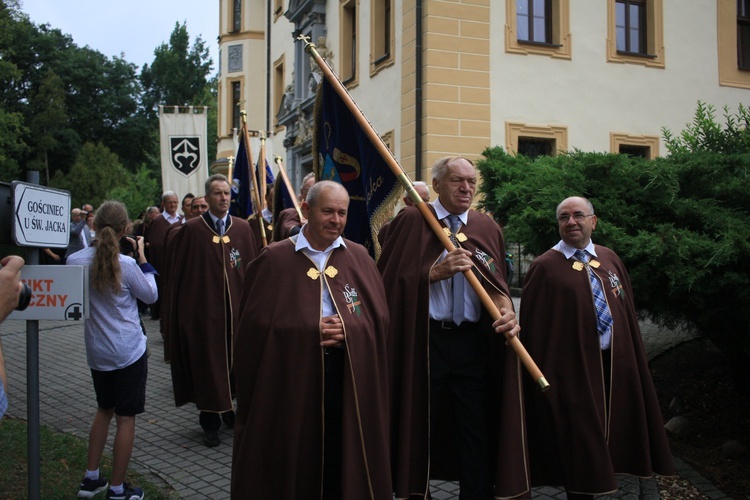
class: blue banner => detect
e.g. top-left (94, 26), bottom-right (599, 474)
top-left (230, 135), bottom-right (253, 219)
top-left (312, 78), bottom-right (401, 258)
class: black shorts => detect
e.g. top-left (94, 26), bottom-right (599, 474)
top-left (91, 353), bottom-right (148, 416)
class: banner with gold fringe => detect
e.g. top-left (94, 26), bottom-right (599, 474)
top-left (312, 78), bottom-right (402, 258)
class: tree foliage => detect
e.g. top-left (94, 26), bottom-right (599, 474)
top-left (50, 142), bottom-right (129, 209)
top-left (662, 101), bottom-right (750, 155)
top-left (478, 104), bottom-right (750, 394)
top-left (107, 165), bottom-right (162, 221)
top-left (0, 3), bottom-right (215, 208)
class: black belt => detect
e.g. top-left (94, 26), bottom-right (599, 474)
top-left (429, 319), bottom-right (479, 331)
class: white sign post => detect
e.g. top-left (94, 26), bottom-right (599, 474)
top-left (11, 181), bottom-right (71, 248)
top-left (9, 178), bottom-right (73, 500)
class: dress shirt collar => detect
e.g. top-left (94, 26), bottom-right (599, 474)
top-left (295, 224), bottom-right (346, 254)
top-left (208, 212), bottom-right (228, 230)
top-left (163, 211), bottom-right (182, 224)
top-left (553, 239), bottom-right (598, 260)
top-left (432, 198), bottom-right (468, 226)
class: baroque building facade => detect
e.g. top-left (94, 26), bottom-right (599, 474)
top-left (216, 0), bottom-right (750, 190)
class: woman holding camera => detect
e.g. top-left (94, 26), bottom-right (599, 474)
top-left (67, 201), bottom-right (157, 500)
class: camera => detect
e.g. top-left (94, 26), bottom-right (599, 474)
top-left (17, 282), bottom-right (32, 311)
top-left (119, 235), bottom-right (138, 257)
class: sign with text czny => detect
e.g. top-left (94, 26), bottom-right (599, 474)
top-left (11, 181), bottom-right (71, 248)
top-left (8, 265), bottom-right (88, 321)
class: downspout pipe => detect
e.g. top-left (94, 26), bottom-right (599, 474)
top-left (266, 0), bottom-right (272, 133)
top-left (415, 0), bottom-right (423, 181)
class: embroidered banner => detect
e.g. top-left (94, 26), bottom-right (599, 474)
top-left (312, 78), bottom-right (401, 259)
top-left (159, 106), bottom-right (209, 197)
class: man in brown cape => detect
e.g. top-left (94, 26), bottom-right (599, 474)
top-left (160, 196), bottom-right (209, 362)
top-left (143, 191), bottom-right (181, 320)
top-left (232, 181), bottom-right (391, 499)
top-left (520, 196), bottom-right (675, 498)
top-left (168, 175), bottom-right (258, 447)
top-left (377, 157), bottom-right (529, 499)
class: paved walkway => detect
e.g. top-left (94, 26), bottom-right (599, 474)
top-left (0, 297), bottom-right (728, 499)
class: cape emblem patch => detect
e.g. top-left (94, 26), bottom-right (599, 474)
top-left (229, 248), bottom-right (241, 269)
top-left (474, 248), bottom-right (496, 273)
top-left (343, 284), bottom-right (362, 316)
top-left (608, 270), bottom-right (624, 298)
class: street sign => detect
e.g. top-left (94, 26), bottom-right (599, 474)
top-left (11, 181), bottom-right (71, 248)
top-left (7, 265), bottom-right (88, 321)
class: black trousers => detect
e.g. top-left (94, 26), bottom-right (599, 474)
top-left (322, 347), bottom-right (345, 500)
top-left (429, 322), bottom-right (493, 500)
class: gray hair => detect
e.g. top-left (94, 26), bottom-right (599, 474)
top-left (205, 174), bottom-right (230, 196)
top-left (161, 191), bottom-right (177, 202)
top-left (430, 156), bottom-right (475, 181)
top-left (556, 197), bottom-right (595, 217)
top-left (413, 181), bottom-right (430, 195)
top-left (306, 180), bottom-right (348, 208)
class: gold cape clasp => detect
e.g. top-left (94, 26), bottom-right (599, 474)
top-left (222, 235), bottom-right (230, 243)
top-left (442, 227), bottom-right (468, 243)
top-left (307, 266), bottom-right (339, 280)
top-left (572, 261), bottom-right (584, 271)
top-left (212, 236), bottom-right (221, 244)
top-left (589, 259), bottom-right (600, 268)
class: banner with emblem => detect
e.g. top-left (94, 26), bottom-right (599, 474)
top-left (159, 105), bottom-right (209, 196)
top-left (312, 78), bottom-right (401, 259)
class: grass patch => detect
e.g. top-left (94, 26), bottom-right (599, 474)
top-left (0, 417), bottom-right (177, 499)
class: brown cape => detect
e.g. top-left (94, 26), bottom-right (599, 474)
top-left (160, 222), bottom-right (183, 362)
top-left (168, 213), bottom-right (257, 411)
top-left (520, 246), bottom-right (675, 494)
top-left (272, 207), bottom-right (302, 242)
top-left (143, 215), bottom-right (172, 274)
top-left (231, 237), bottom-right (392, 499)
top-left (377, 205), bottom-right (530, 499)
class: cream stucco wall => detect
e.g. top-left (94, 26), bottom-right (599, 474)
top-left (490, 1), bottom-right (750, 156)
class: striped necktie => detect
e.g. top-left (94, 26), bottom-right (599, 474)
top-left (216, 218), bottom-right (225, 236)
top-left (574, 249), bottom-right (613, 337)
top-left (448, 214), bottom-right (465, 325)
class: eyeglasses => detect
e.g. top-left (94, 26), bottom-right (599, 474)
top-left (557, 212), bottom-right (594, 223)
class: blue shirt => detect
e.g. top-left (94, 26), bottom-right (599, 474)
top-left (67, 248), bottom-right (158, 370)
top-left (428, 199), bottom-right (481, 322)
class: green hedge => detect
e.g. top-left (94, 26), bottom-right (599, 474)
top-left (477, 148), bottom-right (750, 394)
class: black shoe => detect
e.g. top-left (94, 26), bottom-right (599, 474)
top-left (203, 430), bottom-right (220, 447)
top-left (77, 476), bottom-right (109, 498)
top-left (221, 410), bottom-right (235, 429)
top-left (106, 482), bottom-right (144, 500)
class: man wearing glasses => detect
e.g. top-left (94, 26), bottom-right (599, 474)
top-left (519, 196), bottom-right (675, 499)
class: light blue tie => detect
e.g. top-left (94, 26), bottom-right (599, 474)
top-left (216, 218), bottom-right (225, 236)
top-left (574, 249), bottom-right (613, 337)
top-left (448, 215), bottom-right (465, 325)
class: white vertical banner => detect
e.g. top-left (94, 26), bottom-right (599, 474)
top-left (159, 105), bottom-right (209, 196)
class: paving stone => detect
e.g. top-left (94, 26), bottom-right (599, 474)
top-left (0, 310), bottom-right (727, 499)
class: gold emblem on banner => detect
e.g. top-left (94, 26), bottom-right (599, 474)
top-left (324, 266), bottom-right (338, 278)
top-left (572, 261), bottom-right (584, 271)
